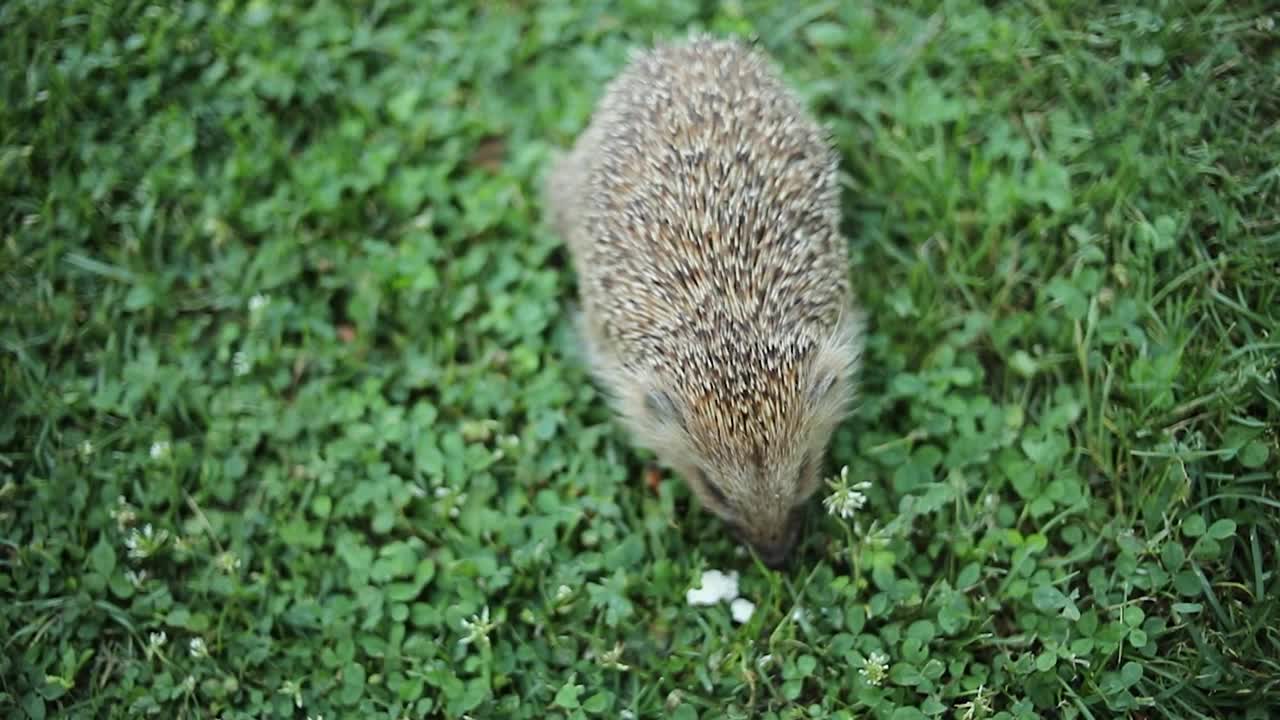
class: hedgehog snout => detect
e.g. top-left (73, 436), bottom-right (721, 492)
top-left (754, 540), bottom-right (794, 570)
top-left (735, 507), bottom-right (805, 570)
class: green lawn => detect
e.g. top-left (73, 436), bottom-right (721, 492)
top-left (3, 1), bottom-right (1279, 718)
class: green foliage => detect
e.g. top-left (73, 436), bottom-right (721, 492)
top-left (2, 0), bottom-right (1278, 718)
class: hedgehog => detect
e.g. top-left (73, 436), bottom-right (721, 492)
top-left (544, 34), bottom-right (865, 569)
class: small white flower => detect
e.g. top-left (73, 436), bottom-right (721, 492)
top-left (143, 630), bottom-right (167, 661)
top-left (279, 679), bottom-right (303, 709)
top-left (598, 641), bottom-right (629, 671)
top-left (554, 584), bottom-right (573, 603)
top-left (459, 606), bottom-right (498, 649)
top-left (125, 524), bottom-right (169, 560)
top-left (791, 606), bottom-right (809, 623)
top-left (823, 465), bottom-right (871, 519)
top-left (860, 650), bottom-right (889, 686)
top-left (78, 440), bottom-right (94, 458)
top-left (956, 684), bottom-right (993, 720)
top-left (686, 569), bottom-right (740, 606)
top-left (730, 598), bottom-right (755, 624)
top-left (448, 507), bottom-right (460, 518)
top-left (110, 495), bottom-right (137, 531)
top-left (248, 293), bottom-right (269, 314)
top-left (233, 351), bottom-right (251, 377)
top-left (434, 486), bottom-right (449, 499)
top-left (149, 440), bottom-right (170, 461)
top-left (215, 551), bottom-right (242, 574)
top-left (189, 637), bottom-right (208, 658)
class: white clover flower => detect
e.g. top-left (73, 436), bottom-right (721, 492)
top-left (232, 351), bottom-right (251, 377)
top-left (459, 606), bottom-right (497, 649)
top-left (215, 551), bottom-right (242, 574)
top-left (730, 598), bottom-right (755, 624)
top-left (189, 637), bottom-right (208, 658)
top-left (598, 641), bottom-right (629, 671)
top-left (143, 630), bottom-right (168, 661)
top-left (248, 293), bottom-right (269, 314)
top-left (860, 650), bottom-right (889, 686)
top-left (823, 465), bottom-right (871, 520)
top-left (685, 569), bottom-right (740, 606)
top-left (149, 440), bottom-right (170, 461)
top-left (956, 684), bottom-right (993, 720)
top-left (110, 495), bottom-right (137, 531)
top-left (279, 679), bottom-right (303, 709)
top-left (125, 524), bottom-right (169, 560)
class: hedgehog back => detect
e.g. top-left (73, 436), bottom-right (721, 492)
top-left (576, 37), bottom-right (851, 462)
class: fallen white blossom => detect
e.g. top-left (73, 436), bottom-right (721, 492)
top-left (686, 569), bottom-right (740, 606)
top-left (729, 597), bottom-right (755, 624)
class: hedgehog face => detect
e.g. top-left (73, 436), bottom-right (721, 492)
top-left (676, 430), bottom-right (828, 570)
top-left (598, 312), bottom-right (864, 569)
top-left (687, 341), bottom-right (856, 568)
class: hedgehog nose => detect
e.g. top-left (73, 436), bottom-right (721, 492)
top-left (755, 542), bottom-right (793, 570)
top-left (752, 510), bottom-right (805, 569)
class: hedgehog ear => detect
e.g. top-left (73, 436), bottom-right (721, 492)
top-left (805, 307), bottom-right (867, 414)
top-left (644, 389), bottom-right (686, 430)
top-left (808, 371), bottom-right (839, 404)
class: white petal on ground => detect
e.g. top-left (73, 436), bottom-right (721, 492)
top-left (730, 597), bottom-right (755, 624)
top-left (685, 569), bottom-right (740, 606)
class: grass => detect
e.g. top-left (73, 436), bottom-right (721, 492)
top-left (2, 0), bottom-right (1278, 717)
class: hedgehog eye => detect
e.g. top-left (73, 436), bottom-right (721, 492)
top-left (697, 469), bottom-right (729, 506)
top-left (797, 455), bottom-right (814, 483)
top-left (799, 455), bottom-right (826, 500)
top-left (644, 390), bottom-right (686, 429)
top-left (808, 371), bottom-right (838, 404)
